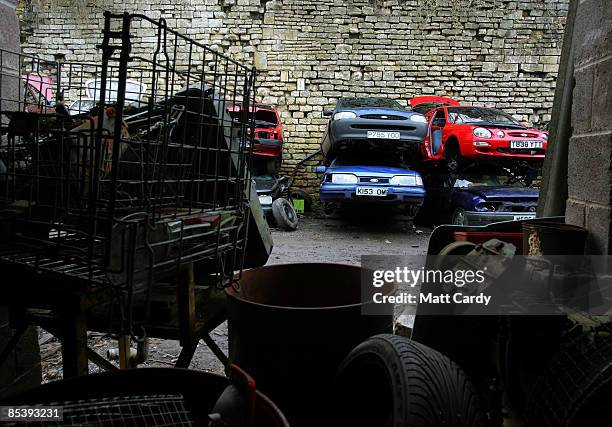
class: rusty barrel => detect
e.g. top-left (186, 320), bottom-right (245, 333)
top-left (225, 263), bottom-right (393, 427)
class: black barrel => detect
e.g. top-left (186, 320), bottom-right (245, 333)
top-left (225, 263), bottom-right (393, 427)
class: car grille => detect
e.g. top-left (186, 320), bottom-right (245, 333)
top-left (359, 177), bottom-right (390, 184)
top-left (350, 124), bottom-right (415, 131)
top-left (359, 114), bottom-right (408, 120)
top-left (497, 148), bottom-right (545, 155)
top-left (507, 131), bottom-right (540, 138)
top-left (496, 200), bottom-right (538, 212)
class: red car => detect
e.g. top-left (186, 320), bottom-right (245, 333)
top-left (226, 101), bottom-right (284, 158)
top-left (410, 96), bottom-right (548, 165)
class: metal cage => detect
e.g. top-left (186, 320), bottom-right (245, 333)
top-left (0, 13), bottom-right (256, 336)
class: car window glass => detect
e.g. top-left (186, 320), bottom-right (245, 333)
top-left (338, 97), bottom-right (403, 110)
top-left (447, 107), bottom-right (523, 127)
top-left (255, 110), bottom-right (278, 125)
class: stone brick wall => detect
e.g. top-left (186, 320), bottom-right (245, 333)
top-left (565, 0), bottom-right (612, 254)
top-left (19, 0), bottom-right (568, 193)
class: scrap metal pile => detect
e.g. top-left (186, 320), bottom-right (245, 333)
top-left (0, 12), bottom-right (257, 338)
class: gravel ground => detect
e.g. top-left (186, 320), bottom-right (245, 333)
top-left (39, 212), bottom-right (432, 381)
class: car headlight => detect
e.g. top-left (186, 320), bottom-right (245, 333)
top-left (390, 175), bottom-right (419, 186)
top-left (473, 127), bottom-right (492, 138)
top-left (409, 114), bottom-right (427, 123)
top-left (331, 173), bottom-right (358, 184)
top-left (475, 202), bottom-right (500, 212)
top-left (542, 132), bottom-right (549, 140)
top-left (333, 111), bottom-right (357, 121)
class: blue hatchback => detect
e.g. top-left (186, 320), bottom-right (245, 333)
top-left (316, 155), bottom-right (425, 215)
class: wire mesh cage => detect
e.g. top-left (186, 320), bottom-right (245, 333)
top-left (0, 13), bottom-right (256, 333)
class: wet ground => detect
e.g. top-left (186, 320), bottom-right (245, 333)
top-left (39, 212), bottom-right (432, 380)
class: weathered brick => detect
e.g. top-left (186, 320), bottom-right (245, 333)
top-left (18, 0), bottom-right (568, 191)
top-left (567, 133), bottom-right (612, 206)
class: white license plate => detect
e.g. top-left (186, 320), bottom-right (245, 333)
top-left (367, 131), bottom-right (400, 140)
top-left (510, 140), bottom-right (543, 149)
top-left (356, 187), bottom-right (388, 197)
top-left (513, 214), bottom-right (535, 221)
top-left (258, 195), bottom-right (273, 206)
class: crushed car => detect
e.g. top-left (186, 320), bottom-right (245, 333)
top-left (411, 96), bottom-right (548, 167)
top-left (227, 101), bottom-right (284, 172)
top-left (418, 163), bottom-right (538, 226)
top-left (321, 97), bottom-right (428, 161)
top-left (227, 101), bottom-right (298, 231)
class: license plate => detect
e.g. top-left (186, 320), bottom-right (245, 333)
top-left (367, 131), bottom-right (400, 140)
top-left (356, 187), bottom-right (388, 197)
top-left (513, 214), bottom-right (535, 221)
top-left (258, 195), bottom-right (273, 206)
top-left (510, 140), bottom-right (543, 149)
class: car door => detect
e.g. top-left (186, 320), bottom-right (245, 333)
top-left (426, 109), bottom-right (447, 159)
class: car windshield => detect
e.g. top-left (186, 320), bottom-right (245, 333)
top-left (447, 107), bottom-right (524, 128)
top-left (453, 173), bottom-right (523, 188)
top-left (338, 97), bottom-right (403, 110)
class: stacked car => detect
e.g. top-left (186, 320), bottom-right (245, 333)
top-left (315, 96), bottom-right (546, 226)
top-left (226, 101), bottom-right (301, 231)
top-left (317, 97), bottom-right (428, 217)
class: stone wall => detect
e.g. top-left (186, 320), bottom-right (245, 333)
top-left (564, 0), bottom-right (612, 254)
top-left (19, 0), bottom-right (568, 193)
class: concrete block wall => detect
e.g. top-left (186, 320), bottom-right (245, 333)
top-left (0, 0), bottom-right (42, 399)
top-left (565, 0), bottom-right (612, 254)
top-left (19, 0), bottom-right (568, 193)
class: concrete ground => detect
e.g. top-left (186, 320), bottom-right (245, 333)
top-left (39, 213), bottom-right (432, 380)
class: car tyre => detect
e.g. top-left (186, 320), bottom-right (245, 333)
top-left (443, 141), bottom-right (462, 172)
top-left (271, 198), bottom-right (298, 231)
top-left (451, 208), bottom-right (467, 226)
top-left (289, 188), bottom-right (313, 212)
top-left (332, 334), bottom-right (486, 427)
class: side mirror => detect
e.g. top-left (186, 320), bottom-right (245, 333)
top-left (315, 165), bottom-right (326, 174)
top-left (322, 109), bottom-right (334, 117)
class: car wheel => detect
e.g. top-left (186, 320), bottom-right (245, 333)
top-left (443, 141), bottom-right (462, 172)
top-left (332, 334), bottom-right (486, 427)
top-left (452, 208), bottom-right (467, 226)
top-left (289, 188), bottom-right (313, 212)
top-left (271, 198), bottom-right (298, 231)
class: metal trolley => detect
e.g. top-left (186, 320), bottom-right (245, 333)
top-left (0, 12), bottom-right (256, 376)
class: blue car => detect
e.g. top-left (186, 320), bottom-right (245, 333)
top-left (419, 169), bottom-right (538, 226)
top-left (316, 155), bottom-right (426, 216)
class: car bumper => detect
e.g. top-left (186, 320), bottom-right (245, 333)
top-left (253, 138), bottom-right (283, 157)
top-left (329, 120), bottom-right (427, 151)
top-left (464, 211), bottom-right (536, 226)
top-left (463, 140), bottom-right (547, 160)
top-left (320, 183), bottom-right (425, 205)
